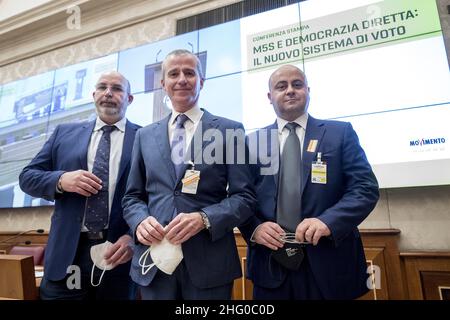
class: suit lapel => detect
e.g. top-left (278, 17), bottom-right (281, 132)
top-left (116, 121), bottom-right (138, 182)
top-left (78, 121), bottom-right (95, 170)
top-left (265, 121), bottom-right (280, 192)
top-left (302, 116), bottom-right (325, 194)
top-left (155, 115), bottom-right (177, 184)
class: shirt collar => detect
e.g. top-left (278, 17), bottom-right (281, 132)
top-left (94, 116), bottom-right (127, 132)
top-left (170, 105), bottom-right (203, 125)
top-left (277, 113), bottom-right (308, 134)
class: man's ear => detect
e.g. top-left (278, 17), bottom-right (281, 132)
top-left (267, 92), bottom-right (272, 104)
top-left (128, 94), bottom-right (134, 104)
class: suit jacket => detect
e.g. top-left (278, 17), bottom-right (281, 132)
top-left (19, 119), bottom-right (141, 281)
top-left (240, 115), bottom-right (379, 299)
top-left (122, 109), bottom-right (256, 289)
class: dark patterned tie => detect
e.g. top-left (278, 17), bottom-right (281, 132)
top-left (277, 122), bottom-right (302, 232)
top-left (171, 114), bottom-right (189, 180)
top-left (84, 125), bottom-right (116, 233)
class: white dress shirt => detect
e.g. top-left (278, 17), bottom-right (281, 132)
top-left (81, 116), bottom-right (126, 231)
top-left (168, 105), bottom-right (204, 149)
top-left (250, 113), bottom-right (308, 242)
top-left (276, 113), bottom-right (308, 157)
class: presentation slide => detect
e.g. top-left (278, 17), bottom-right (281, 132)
top-left (240, 0), bottom-right (450, 187)
top-left (0, 0), bottom-right (448, 208)
top-left (0, 71), bottom-right (55, 129)
top-left (126, 91), bottom-right (155, 127)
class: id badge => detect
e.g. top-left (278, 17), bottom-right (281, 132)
top-left (181, 170), bottom-right (200, 194)
top-left (311, 152), bottom-right (327, 184)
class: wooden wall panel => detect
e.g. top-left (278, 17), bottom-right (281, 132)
top-left (360, 229), bottom-right (406, 299)
top-left (232, 232), bottom-right (253, 300)
top-left (358, 247), bottom-right (389, 300)
top-left (401, 252), bottom-right (450, 300)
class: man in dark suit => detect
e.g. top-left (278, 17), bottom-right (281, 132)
top-left (240, 64), bottom-right (379, 299)
top-left (19, 71), bottom-right (140, 299)
top-left (122, 49), bottom-right (256, 299)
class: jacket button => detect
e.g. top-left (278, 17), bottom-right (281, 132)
top-left (174, 191), bottom-right (180, 196)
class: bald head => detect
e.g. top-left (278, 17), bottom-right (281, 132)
top-left (96, 71), bottom-right (131, 95)
top-left (267, 64), bottom-right (310, 121)
top-left (268, 65), bottom-right (308, 90)
top-left (93, 71), bottom-right (133, 124)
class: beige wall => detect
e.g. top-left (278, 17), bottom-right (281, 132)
top-left (0, 0), bottom-right (449, 252)
top-left (0, 0), bottom-right (52, 21)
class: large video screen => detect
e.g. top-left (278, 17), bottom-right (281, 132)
top-left (0, 0), bottom-right (448, 208)
top-left (238, 0), bottom-right (450, 187)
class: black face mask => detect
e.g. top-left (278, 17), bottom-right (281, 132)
top-left (270, 242), bottom-right (304, 271)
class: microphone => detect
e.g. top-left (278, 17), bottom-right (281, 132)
top-left (0, 229), bottom-right (45, 245)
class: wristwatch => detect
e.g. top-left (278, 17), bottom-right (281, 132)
top-left (199, 211), bottom-right (211, 230)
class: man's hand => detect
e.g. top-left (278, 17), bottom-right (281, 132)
top-left (104, 234), bottom-right (134, 268)
top-left (295, 218), bottom-right (331, 246)
top-left (165, 212), bottom-right (204, 245)
top-left (136, 216), bottom-right (165, 246)
top-left (253, 222), bottom-right (285, 250)
top-left (59, 170), bottom-right (102, 197)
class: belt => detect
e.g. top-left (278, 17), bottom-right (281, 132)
top-left (80, 230), bottom-right (107, 240)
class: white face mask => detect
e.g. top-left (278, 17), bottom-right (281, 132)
top-left (90, 241), bottom-right (115, 287)
top-left (138, 237), bottom-right (183, 276)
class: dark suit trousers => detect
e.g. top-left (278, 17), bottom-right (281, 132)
top-left (139, 260), bottom-right (233, 300)
top-left (253, 252), bottom-right (324, 300)
top-left (39, 234), bottom-right (136, 300)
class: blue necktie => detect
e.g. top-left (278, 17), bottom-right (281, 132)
top-left (277, 122), bottom-right (302, 232)
top-left (171, 114), bottom-right (189, 180)
top-left (84, 125), bottom-right (116, 233)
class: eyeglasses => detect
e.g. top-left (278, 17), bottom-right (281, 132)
top-left (280, 233), bottom-right (311, 245)
top-left (95, 84), bottom-right (125, 93)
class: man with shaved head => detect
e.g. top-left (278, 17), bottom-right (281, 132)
top-left (20, 71), bottom-right (140, 299)
top-left (240, 64), bottom-right (379, 299)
